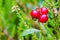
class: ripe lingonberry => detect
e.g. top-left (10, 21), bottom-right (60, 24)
top-left (36, 8), bottom-right (40, 14)
top-left (30, 10), bottom-right (40, 19)
top-left (38, 15), bottom-right (48, 23)
top-left (40, 7), bottom-right (48, 15)
top-left (30, 7), bottom-right (48, 23)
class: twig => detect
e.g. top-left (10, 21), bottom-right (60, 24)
top-left (40, 23), bottom-right (46, 34)
top-left (39, 23), bottom-right (46, 40)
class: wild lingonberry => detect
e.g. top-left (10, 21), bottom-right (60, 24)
top-left (30, 10), bottom-right (40, 18)
top-left (36, 8), bottom-right (40, 14)
top-left (40, 7), bottom-right (48, 15)
top-left (38, 15), bottom-right (48, 23)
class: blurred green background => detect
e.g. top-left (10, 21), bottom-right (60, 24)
top-left (0, 0), bottom-right (60, 40)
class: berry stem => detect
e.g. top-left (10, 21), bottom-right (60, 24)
top-left (40, 23), bottom-right (46, 34)
top-left (39, 23), bottom-right (46, 40)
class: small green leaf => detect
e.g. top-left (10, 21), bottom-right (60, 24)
top-left (20, 28), bottom-right (40, 37)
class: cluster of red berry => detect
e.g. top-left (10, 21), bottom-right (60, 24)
top-left (30, 7), bottom-right (48, 23)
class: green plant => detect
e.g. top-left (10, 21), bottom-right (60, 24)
top-left (0, 0), bottom-right (60, 40)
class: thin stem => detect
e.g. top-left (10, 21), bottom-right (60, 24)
top-left (35, 20), bottom-right (46, 40)
top-left (40, 23), bottom-right (46, 40)
top-left (39, 23), bottom-right (46, 35)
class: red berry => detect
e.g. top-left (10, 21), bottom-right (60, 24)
top-left (40, 7), bottom-right (48, 15)
top-left (38, 15), bottom-right (48, 23)
top-left (30, 10), bottom-right (40, 18)
top-left (36, 8), bottom-right (40, 14)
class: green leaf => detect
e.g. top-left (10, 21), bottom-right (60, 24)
top-left (4, 0), bottom-right (12, 15)
top-left (54, 6), bottom-right (59, 8)
top-left (37, 0), bottom-right (43, 7)
top-left (20, 28), bottom-right (40, 37)
top-left (0, 0), bottom-right (2, 9)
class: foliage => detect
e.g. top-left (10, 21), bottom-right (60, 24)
top-left (0, 0), bottom-right (60, 40)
